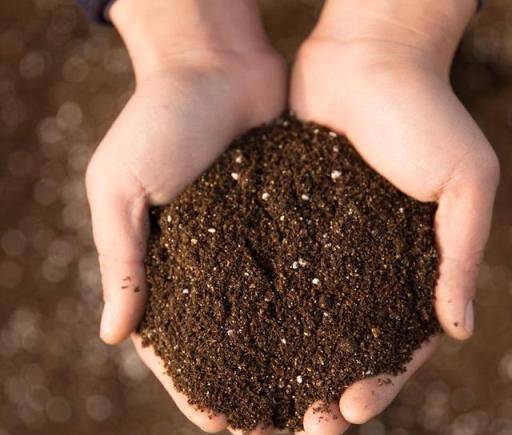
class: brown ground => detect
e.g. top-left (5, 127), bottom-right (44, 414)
top-left (0, 1), bottom-right (511, 435)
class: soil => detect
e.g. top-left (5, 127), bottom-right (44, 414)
top-left (139, 114), bottom-right (441, 432)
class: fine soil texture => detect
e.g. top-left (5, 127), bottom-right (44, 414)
top-left (139, 115), bottom-right (441, 432)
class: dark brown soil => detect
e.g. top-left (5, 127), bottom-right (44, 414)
top-left (139, 115), bottom-right (440, 432)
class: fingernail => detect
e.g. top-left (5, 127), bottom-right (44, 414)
top-left (464, 300), bottom-right (474, 335)
top-left (100, 303), bottom-right (112, 339)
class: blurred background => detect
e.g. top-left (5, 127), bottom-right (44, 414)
top-left (0, 0), bottom-right (511, 434)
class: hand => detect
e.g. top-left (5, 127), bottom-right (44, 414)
top-left (86, 1), bottom-right (286, 433)
top-left (290, 0), bottom-right (499, 433)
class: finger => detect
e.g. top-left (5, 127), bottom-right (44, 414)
top-left (228, 422), bottom-right (274, 435)
top-left (302, 401), bottom-right (350, 435)
top-left (86, 154), bottom-right (149, 344)
top-left (435, 154), bottom-right (499, 339)
top-left (132, 334), bottom-right (228, 433)
top-left (339, 335), bottom-right (440, 424)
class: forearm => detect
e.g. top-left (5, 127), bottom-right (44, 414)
top-left (312, 0), bottom-right (477, 75)
top-left (109, 0), bottom-right (272, 80)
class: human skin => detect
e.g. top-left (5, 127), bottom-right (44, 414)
top-left (86, 0), bottom-right (499, 434)
top-left (85, 0), bottom-right (286, 433)
top-left (290, 0), bottom-right (499, 433)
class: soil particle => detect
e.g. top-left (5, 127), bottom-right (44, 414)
top-left (139, 114), bottom-right (440, 433)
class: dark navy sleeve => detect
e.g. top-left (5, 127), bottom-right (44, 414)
top-left (76, 0), bottom-right (484, 25)
top-left (76, 0), bottom-right (112, 24)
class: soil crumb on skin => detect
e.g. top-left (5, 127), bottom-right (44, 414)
top-left (138, 114), bottom-right (441, 432)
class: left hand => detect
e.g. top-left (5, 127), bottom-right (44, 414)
top-left (289, 0), bottom-right (499, 433)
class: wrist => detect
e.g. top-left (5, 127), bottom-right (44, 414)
top-left (310, 0), bottom-right (477, 77)
top-left (109, 0), bottom-right (276, 81)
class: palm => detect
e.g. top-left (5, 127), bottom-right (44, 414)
top-left (86, 33), bottom-right (498, 434)
top-left (92, 61), bottom-right (283, 204)
top-left (290, 38), bottom-right (498, 427)
top-left (86, 53), bottom-right (285, 434)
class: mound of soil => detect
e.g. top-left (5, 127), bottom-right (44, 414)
top-left (139, 115), bottom-right (440, 432)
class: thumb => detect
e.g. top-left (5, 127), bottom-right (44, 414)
top-left (434, 151), bottom-right (499, 340)
top-left (86, 154), bottom-right (149, 344)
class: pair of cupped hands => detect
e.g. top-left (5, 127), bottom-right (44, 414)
top-left (85, 1), bottom-right (498, 434)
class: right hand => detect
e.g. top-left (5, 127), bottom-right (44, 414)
top-left (86, 28), bottom-right (286, 435)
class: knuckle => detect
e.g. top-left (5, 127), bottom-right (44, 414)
top-left (469, 147), bottom-right (500, 189)
top-left (452, 147), bottom-right (500, 193)
top-left (481, 149), bottom-right (500, 188)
